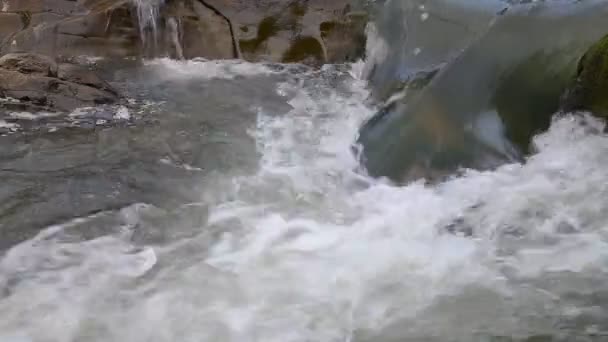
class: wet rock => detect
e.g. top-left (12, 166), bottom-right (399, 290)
top-left (320, 12), bottom-right (368, 63)
top-left (281, 36), bottom-right (325, 66)
top-left (561, 34), bottom-right (608, 118)
top-left (160, 0), bottom-right (234, 60)
top-left (2, 0), bottom-right (140, 58)
top-left (234, 0), bottom-right (367, 65)
top-left (57, 62), bottom-right (116, 94)
top-left (374, 68), bottom-right (439, 104)
top-left (358, 0), bottom-right (608, 183)
top-left (0, 13), bottom-right (23, 46)
top-left (0, 53), bottom-right (58, 76)
top-left (1, 0), bottom-right (367, 66)
top-left (0, 53), bottom-right (120, 113)
top-left (494, 53), bottom-right (579, 152)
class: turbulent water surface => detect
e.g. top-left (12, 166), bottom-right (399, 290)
top-left (1, 57), bottom-right (608, 342)
top-left (2, 1), bottom-right (608, 341)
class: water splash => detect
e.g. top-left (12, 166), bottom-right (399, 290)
top-left (166, 17), bottom-right (184, 59)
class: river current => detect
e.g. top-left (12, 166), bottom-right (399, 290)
top-left (1, 7), bottom-right (608, 340)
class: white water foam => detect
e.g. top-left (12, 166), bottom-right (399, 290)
top-left (144, 58), bottom-right (278, 80)
top-left (0, 119), bottom-right (19, 131)
top-left (1, 63), bottom-right (608, 341)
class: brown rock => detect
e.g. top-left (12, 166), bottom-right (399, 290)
top-left (57, 63), bottom-right (116, 94)
top-left (0, 13), bottom-right (23, 45)
top-left (0, 53), bottom-right (58, 76)
top-left (1, 0), bottom-right (86, 14)
top-left (232, 0), bottom-right (366, 64)
top-left (2, 0), bottom-right (138, 58)
top-left (0, 53), bottom-right (120, 112)
top-left (320, 13), bottom-right (368, 63)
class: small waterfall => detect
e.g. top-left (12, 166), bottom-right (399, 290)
top-left (133, 0), bottom-right (165, 53)
top-left (166, 17), bottom-right (184, 60)
top-left (131, 0), bottom-right (185, 59)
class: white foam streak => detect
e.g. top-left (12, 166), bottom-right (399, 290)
top-left (144, 58), bottom-right (277, 80)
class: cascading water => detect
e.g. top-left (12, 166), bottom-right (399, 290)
top-left (1, 0), bottom-right (608, 341)
top-left (133, 0), bottom-right (165, 52)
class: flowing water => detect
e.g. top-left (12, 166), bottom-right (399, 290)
top-left (134, 0), bottom-right (165, 52)
top-left (2, 1), bottom-right (608, 341)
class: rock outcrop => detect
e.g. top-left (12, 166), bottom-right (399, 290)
top-left (0, 53), bottom-right (120, 112)
top-left (0, 0), bottom-right (367, 65)
top-left (561, 34), bottom-right (608, 118)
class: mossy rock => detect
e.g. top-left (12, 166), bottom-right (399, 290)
top-left (281, 36), bottom-right (324, 65)
top-left (493, 52), bottom-right (578, 152)
top-left (239, 16), bottom-right (280, 54)
top-left (562, 34), bottom-right (608, 118)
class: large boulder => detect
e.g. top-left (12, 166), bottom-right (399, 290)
top-left (358, 0), bottom-right (608, 183)
top-left (0, 53), bottom-right (120, 112)
top-left (561, 34), bottom-right (608, 118)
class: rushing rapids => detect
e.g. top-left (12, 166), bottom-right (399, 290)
top-left (1, 0), bottom-right (608, 341)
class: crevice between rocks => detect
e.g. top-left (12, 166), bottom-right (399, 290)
top-left (195, 0), bottom-right (241, 59)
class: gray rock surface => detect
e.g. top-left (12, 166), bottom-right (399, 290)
top-left (0, 53), bottom-right (120, 112)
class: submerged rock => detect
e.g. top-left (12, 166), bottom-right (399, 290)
top-left (235, 0), bottom-right (367, 65)
top-left (561, 34), bottom-right (608, 118)
top-left (0, 53), bottom-right (120, 113)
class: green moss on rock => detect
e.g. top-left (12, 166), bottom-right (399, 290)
top-left (281, 36), bottom-right (324, 65)
top-left (564, 34), bottom-right (608, 118)
top-left (239, 16), bottom-right (280, 54)
top-left (288, 1), bottom-right (308, 17)
top-left (319, 17), bottom-right (367, 63)
top-left (319, 21), bottom-right (337, 39)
